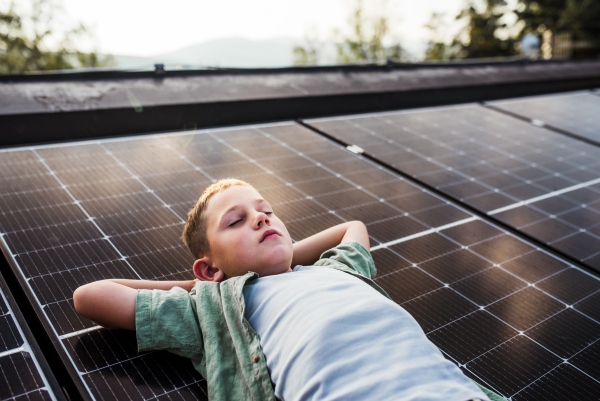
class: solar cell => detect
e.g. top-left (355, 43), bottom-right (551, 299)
top-left (0, 272), bottom-right (60, 400)
top-left (306, 104), bottom-right (600, 272)
top-left (489, 92), bottom-right (600, 146)
top-left (0, 122), bottom-right (599, 400)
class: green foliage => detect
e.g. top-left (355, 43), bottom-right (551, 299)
top-left (561, 0), bottom-right (600, 41)
top-left (424, 13), bottom-right (454, 60)
top-left (293, 0), bottom-right (402, 65)
top-left (514, 0), bottom-right (566, 34)
top-left (516, 0), bottom-right (600, 41)
top-left (426, 0), bottom-right (600, 60)
top-left (292, 46), bottom-right (319, 66)
top-left (425, 0), bottom-right (516, 61)
top-left (0, 0), bottom-right (115, 73)
top-left (334, 0), bottom-right (401, 63)
top-left (451, 0), bottom-right (516, 59)
top-left (515, 0), bottom-right (599, 56)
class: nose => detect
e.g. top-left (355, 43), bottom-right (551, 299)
top-left (255, 211), bottom-right (270, 229)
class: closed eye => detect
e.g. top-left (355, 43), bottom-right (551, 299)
top-left (228, 219), bottom-right (243, 227)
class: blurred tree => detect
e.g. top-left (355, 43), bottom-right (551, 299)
top-left (334, 0), bottom-right (401, 63)
top-left (293, 32), bottom-right (322, 66)
top-left (424, 13), bottom-right (453, 60)
top-left (515, 0), bottom-right (599, 57)
top-left (425, 0), bottom-right (518, 60)
top-left (0, 0), bottom-right (114, 73)
top-left (292, 46), bottom-right (319, 66)
top-left (452, 0), bottom-right (516, 59)
top-left (514, 0), bottom-right (566, 35)
top-left (293, 0), bottom-right (402, 65)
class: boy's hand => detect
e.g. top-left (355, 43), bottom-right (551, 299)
top-left (291, 221), bottom-right (369, 267)
top-left (73, 278), bottom-right (199, 330)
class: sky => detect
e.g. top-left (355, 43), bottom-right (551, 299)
top-left (51, 0), bottom-right (467, 57)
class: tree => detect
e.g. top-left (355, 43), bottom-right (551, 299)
top-left (514, 0), bottom-right (566, 35)
top-left (333, 0), bottom-right (402, 63)
top-left (424, 13), bottom-right (453, 60)
top-left (452, 0), bottom-right (516, 59)
top-left (515, 0), bottom-right (600, 57)
top-left (0, 0), bottom-right (114, 73)
top-left (425, 0), bottom-right (517, 60)
top-left (293, 0), bottom-right (402, 65)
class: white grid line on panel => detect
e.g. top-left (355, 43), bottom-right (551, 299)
top-left (0, 284), bottom-right (57, 401)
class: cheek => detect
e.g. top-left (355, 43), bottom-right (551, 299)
top-left (216, 232), bottom-right (254, 261)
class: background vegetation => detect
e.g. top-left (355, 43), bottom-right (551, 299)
top-left (294, 0), bottom-right (600, 65)
top-left (0, 0), bottom-right (114, 73)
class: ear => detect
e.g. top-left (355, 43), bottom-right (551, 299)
top-left (193, 257), bottom-right (225, 282)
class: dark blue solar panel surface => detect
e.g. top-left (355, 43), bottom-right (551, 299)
top-left (0, 279), bottom-right (57, 400)
top-left (0, 121), bottom-right (599, 400)
top-left (307, 103), bottom-right (600, 273)
top-left (489, 91), bottom-right (600, 146)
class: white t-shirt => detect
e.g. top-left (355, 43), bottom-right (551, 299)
top-left (242, 265), bottom-right (488, 401)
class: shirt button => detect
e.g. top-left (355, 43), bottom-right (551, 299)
top-left (252, 355), bottom-right (260, 363)
top-left (240, 307), bottom-right (244, 315)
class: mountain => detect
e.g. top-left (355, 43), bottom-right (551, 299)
top-left (112, 37), bottom-right (302, 69)
top-left (109, 36), bottom-right (427, 70)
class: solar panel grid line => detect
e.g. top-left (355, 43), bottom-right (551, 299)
top-left (255, 126), bottom-right (475, 243)
top-left (280, 126), bottom-right (599, 322)
top-left (304, 105), bottom-right (600, 272)
top-left (279, 124), bottom-right (585, 278)
top-left (202, 132), bottom-right (353, 237)
top-left (98, 146), bottom-right (186, 225)
top-left (2, 121), bottom-right (600, 399)
top-left (371, 216), bottom-right (478, 251)
top-left (376, 116), bottom-right (588, 192)
top-left (0, 277), bottom-right (59, 400)
top-left (162, 135), bottom-right (367, 229)
top-left (486, 92), bottom-right (600, 149)
top-left (25, 150), bottom-right (171, 398)
top-left (386, 237), bottom-right (530, 308)
top-left (302, 115), bottom-right (600, 394)
top-left (487, 176), bottom-right (600, 215)
top-left (32, 152), bottom-right (162, 280)
top-left (508, 338), bottom-right (600, 400)
top-left (338, 117), bottom-right (530, 202)
top-left (440, 313), bottom-right (600, 399)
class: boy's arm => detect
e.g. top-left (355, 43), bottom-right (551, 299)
top-left (291, 221), bottom-right (369, 267)
top-left (73, 279), bottom-right (197, 331)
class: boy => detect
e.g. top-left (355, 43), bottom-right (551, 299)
top-left (74, 178), bottom-right (502, 401)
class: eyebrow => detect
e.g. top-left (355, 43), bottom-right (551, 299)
top-left (219, 199), bottom-right (268, 224)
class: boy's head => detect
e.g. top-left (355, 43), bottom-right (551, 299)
top-left (183, 178), bottom-right (293, 281)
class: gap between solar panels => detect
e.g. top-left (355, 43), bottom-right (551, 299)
top-left (480, 104), bottom-right (595, 147)
top-left (296, 118), bottom-right (600, 277)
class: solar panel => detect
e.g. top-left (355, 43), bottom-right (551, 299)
top-left (488, 92), bottom-right (600, 146)
top-left (306, 105), bottom-right (600, 272)
top-left (1, 122), bottom-right (599, 400)
top-left (0, 271), bottom-right (60, 400)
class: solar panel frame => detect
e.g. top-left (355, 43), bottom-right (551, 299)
top-left (0, 263), bottom-right (62, 400)
top-left (1, 121), bottom-right (600, 400)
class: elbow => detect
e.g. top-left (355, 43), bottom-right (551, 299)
top-left (350, 220), bottom-right (367, 231)
top-left (73, 282), bottom-right (98, 318)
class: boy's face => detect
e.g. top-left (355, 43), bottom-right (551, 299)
top-left (204, 185), bottom-right (294, 278)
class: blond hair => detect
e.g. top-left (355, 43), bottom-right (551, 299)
top-left (182, 178), bottom-right (253, 257)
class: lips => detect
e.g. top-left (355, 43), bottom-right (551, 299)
top-left (260, 229), bottom-right (280, 243)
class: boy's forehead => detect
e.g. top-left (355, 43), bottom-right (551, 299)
top-left (206, 186), bottom-right (265, 217)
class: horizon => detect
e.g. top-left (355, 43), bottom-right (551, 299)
top-left (53, 0), bottom-right (470, 59)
